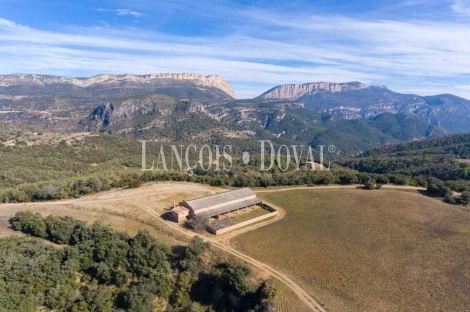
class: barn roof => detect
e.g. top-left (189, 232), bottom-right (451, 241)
top-left (185, 188), bottom-right (256, 211)
top-left (197, 197), bottom-right (262, 218)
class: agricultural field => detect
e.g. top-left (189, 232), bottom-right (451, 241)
top-left (233, 188), bottom-right (470, 312)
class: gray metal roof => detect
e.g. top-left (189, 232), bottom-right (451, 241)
top-left (197, 197), bottom-right (262, 218)
top-left (185, 188), bottom-right (256, 211)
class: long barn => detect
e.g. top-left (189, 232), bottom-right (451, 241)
top-left (181, 188), bottom-right (262, 219)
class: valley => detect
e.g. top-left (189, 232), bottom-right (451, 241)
top-left (4, 0), bottom-right (470, 310)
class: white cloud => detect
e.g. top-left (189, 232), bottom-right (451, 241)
top-left (97, 8), bottom-right (144, 18)
top-left (452, 0), bottom-right (470, 15)
top-left (0, 13), bottom-right (470, 98)
top-left (455, 84), bottom-right (470, 90)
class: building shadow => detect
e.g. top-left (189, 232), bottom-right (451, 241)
top-left (161, 212), bottom-right (174, 221)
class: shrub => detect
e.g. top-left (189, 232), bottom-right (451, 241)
top-left (444, 194), bottom-right (457, 204)
top-left (363, 179), bottom-right (376, 190)
top-left (187, 216), bottom-right (209, 232)
top-left (460, 191), bottom-right (470, 205)
top-left (128, 180), bottom-right (142, 189)
top-left (10, 211), bottom-right (47, 238)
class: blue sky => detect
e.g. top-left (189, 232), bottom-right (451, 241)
top-left (1, 0), bottom-right (470, 98)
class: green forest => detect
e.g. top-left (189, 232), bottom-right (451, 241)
top-left (1, 129), bottom-right (470, 206)
top-left (1, 211), bottom-right (276, 312)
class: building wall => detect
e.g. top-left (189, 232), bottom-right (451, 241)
top-left (169, 211), bottom-right (188, 223)
top-left (169, 211), bottom-right (179, 222)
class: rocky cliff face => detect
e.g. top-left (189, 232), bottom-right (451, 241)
top-left (81, 94), bottom-right (252, 141)
top-left (257, 82), bottom-right (470, 133)
top-left (0, 72), bottom-right (236, 132)
top-left (0, 73), bottom-right (237, 99)
top-left (258, 82), bottom-right (367, 99)
top-left (83, 95), bottom-right (207, 131)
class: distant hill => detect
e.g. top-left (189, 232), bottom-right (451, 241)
top-left (0, 73), bottom-right (236, 131)
top-left (342, 133), bottom-right (470, 181)
top-left (81, 94), bottom-right (444, 156)
top-left (362, 133), bottom-right (470, 158)
top-left (258, 82), bottom-right (470, 133)
top-left (81, 94), bottom-right (245, 141)
top-left (0, 73), bottom-right (236, 100)
top-left (0, 73), bottom-right (455, 155)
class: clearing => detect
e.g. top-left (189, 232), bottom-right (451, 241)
top-left (0, 182), bottom-right (221, 244)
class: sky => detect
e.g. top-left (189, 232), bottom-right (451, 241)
top-left (1, 0), bottom-right (470, 99)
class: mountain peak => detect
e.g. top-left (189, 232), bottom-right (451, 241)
top-left (0, 73), bottom-right (237, 99)
top-left (257, 81), bottom-right (367, 100)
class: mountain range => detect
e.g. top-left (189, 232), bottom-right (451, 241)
top-left (1, 73), bottom-right (469, 155)
top-left (0, 73), bottom-right (234, 132)
top-left (258, 82), bottom-right (470, 133)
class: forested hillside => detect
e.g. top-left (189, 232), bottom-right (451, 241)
top-left (342, 133), bottom-right (470, 181)
top-left (81, 93), bottom-right (443, 156)
top-left (342, 133), bottom-right (470, 204)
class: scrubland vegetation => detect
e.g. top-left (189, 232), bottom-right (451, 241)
top-left (1, 132), bottom-right (470, 207)
top-left (2, 211), bottom-right (276, 312)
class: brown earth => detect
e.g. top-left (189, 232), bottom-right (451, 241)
top-left (233, 187), bottom-right (470, 312)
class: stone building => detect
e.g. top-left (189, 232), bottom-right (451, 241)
top-left (169, 188), bottom-right (261, 222)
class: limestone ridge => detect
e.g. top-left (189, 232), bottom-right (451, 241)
top-left (84, 95), bottom-right (206, 131)
top-left (257, 81), bottom-right (470, 133)
top-left (258, 82), bottom-right (367, 99)
top-left (0, 73), bottom-right (237, 99)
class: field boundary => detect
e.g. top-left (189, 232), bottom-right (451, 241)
top-left (207, 209), bottom-right (278, 235)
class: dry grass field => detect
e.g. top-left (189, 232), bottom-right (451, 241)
top-left (232, 188), bottom-right (470, 312)
top-left (272, 279), bottom-right (314, 312)
top-left (0, 182), bottom-right (222, 245)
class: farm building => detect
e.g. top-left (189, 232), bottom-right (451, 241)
top-left (168, 188), bottom-right (278, 234)
top-left (181, 188), bottom-right (262, 219)
top-left (168, 205), bottom-right (190, 223)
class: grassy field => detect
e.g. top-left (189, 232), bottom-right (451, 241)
top-left (271, 279), bottom-right (313, 312)
top-left (232, 188), bottom-right (470, 312)
top-left (0, 182), bottom-right (221, 245)
top-left (232, 207), bottom-right (271, 224)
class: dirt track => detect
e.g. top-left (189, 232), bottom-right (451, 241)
top-left (255, 184), bottom-right (425, 193)
top-left (129, 200), bottom-right (327, 312)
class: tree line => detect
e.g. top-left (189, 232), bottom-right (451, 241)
top-left (0, 166), bottom-right (426, 203)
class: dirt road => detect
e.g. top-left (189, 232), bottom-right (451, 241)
top-left (129, 200), bottom-right (327, 312)
top-left (255, 184), bottom-right (425, 193)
